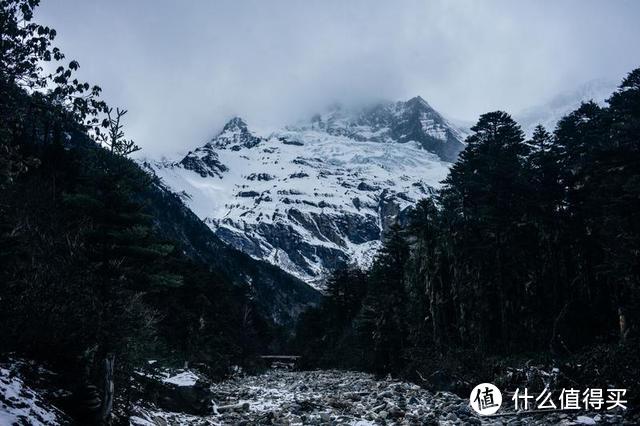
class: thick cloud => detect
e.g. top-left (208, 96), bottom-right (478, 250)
top-left (37, 0), bottom-right (640, 157)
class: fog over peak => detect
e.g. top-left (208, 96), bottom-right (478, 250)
top-left (37, 0), bottom-right (640, 157)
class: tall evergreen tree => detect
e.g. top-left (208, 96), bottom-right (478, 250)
top-left (325, 266), bottom-right (367, 324)
top-left (439, 111), bottom-right (532, 350)
top-left (406, 198), bottom-right (453, 350)
top-left (356, 224), bottom-right (410, 374)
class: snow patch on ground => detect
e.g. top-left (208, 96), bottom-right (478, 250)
top-left (162, 371), bottom-right (200, 387)
top-left (135, 367), bottom-right (205, 387)
top-left (0, 363), bottom-right (66, 425)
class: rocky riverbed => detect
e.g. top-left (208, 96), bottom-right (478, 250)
top-left (129, 369), bottom-right (630, 425)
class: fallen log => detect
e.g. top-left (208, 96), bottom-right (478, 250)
top-left (216, 402), bottom-right (250, 413)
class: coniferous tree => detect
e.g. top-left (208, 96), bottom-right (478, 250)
top-left (325, 266), bottom-right (367, 324)
top-left (552, 101), bottom-right (615, 347)
top-left (356, 224), bottom-right (410, 374)
top-left (521, 125), bottom-right (568, 345)
top-left (440, 111), bottom-right (532, 350)
top-left (406, 198), bottom-right (451, 350)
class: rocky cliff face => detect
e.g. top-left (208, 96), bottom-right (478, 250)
top-left (143, 97), bottom-right (466, 287)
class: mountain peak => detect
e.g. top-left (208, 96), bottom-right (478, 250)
top-left (405, 95), bottom-right (432, 109)
top-left (221, 116), bottom-right (249, 134)
top-left (302, 96), bottom-right (465, 162)
top-left (211, 116), bottom-right (261, 150)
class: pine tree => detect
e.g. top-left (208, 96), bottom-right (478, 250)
top-left (97, 108), bottom-right (141, 156)
top-left (356, 224), bottom-right (410, 374)
top-left (527, 125), bottom-right (563, 215)
top-left (439, 111), bottom-right (536, 350)
top-left (325, 266), bottom-right (367, 324)
top-left (406, 198), bottom-right (452, 349)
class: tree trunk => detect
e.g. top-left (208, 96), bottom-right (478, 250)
top-left (619, 307), bottom-right (628, 343)
top-left (101, 354), bottom-right (115, 424)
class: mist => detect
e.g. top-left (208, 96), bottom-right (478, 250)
top-left (37, 0), bottom-right (640, 157)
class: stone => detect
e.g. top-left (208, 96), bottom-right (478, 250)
top-left (319, 412), bottom-right (331, 422)
top-left (389, 406), bottom-right (405, 418)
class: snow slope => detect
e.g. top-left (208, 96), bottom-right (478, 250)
top-left (0, 361), bottom-right (68, 425)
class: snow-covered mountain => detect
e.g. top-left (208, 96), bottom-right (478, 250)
top-left (517, 79), bottom-right (617, 136)
top-left (143, 97), bottom-right (466, 287)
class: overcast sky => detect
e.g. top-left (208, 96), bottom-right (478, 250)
top-left (37, 0), bottom-right (640, 157)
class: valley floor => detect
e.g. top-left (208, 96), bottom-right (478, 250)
top-left (0, 361), bottom-right (631, 425)
top-left (130, 369), bottom-right (624, 425)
